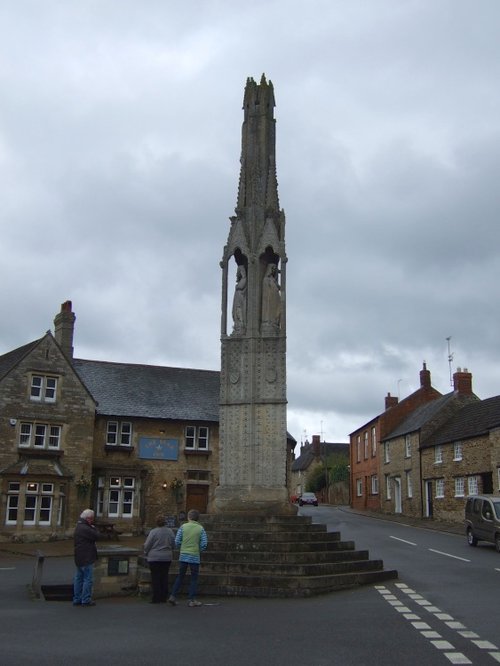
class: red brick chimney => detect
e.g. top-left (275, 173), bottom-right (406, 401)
top-left (54, 300), bottom-right (76, 360)
top-left (385, 393), bottom-right (398, 410)
top-left (312, 435), bottom-right (321, 457)
top-left (453, 367), bottom-right (472, 395)
top-left (420, 362), bottom-right (431, 389)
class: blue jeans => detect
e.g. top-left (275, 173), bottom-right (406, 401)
top-left (171, 561), bottom-right (199, 600)
top-left (73, 563), bottom-right (94, 605)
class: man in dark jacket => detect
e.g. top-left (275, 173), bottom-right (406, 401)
top-left (73, 508), bottom-right (100, 606)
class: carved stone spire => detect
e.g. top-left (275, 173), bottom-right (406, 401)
top-left (216, 76), bottom-right (293, 515)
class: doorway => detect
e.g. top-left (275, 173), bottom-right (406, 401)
top-left (185, 484), bottom-right (209, 514)
top-left (394, 477), bottom-right (402, 514)
top-left (425, 481), bottom-right (433, 518)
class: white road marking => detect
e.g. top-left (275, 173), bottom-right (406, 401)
top-left (432, 640), bottom-right (455, 650)
top-left (428, 548), bottom-right (470, 562)
top-left (444, 653), bottom-right (472, 664)
top-left (472, 640), bottom-right (498, 650)
top-left (376, 583), bottom-right (497, 665)
top-left (390, 536), bottom-right (417, 546)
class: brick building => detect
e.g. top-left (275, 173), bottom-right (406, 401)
top-left (349, 363), bottom-right (441, 511)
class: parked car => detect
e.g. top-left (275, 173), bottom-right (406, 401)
top-left (298, 492), bottom-right (318, 507)
top-left (465, 494), bottom-right (500, 552)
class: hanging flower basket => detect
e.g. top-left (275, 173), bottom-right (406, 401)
top-left (170, 477), bottom-right (183, 502)
top-left (76, 475), bottom-right (91, 498)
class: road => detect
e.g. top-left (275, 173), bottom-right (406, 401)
top-left (302, 505), bottom-right (500, 664)
top-left (1, 508), bottom-right (499, 665)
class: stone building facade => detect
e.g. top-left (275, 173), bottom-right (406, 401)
top-left (420, 392), bottom-right (500, 522)
top-left (0, 302), bottom-right (220, 542)
top-left (380, 369), bottom-right (478, 519)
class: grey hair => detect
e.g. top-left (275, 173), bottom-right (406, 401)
top-left (80, 508), bottom-right (95, 520)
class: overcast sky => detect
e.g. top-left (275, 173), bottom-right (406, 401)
top-left (2, 1), bottom-right (500, 449)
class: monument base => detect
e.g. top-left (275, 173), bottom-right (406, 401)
top-left (214, 485), bottom-right (297, 516)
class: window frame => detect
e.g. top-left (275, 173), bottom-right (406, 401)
top-left (19, 421), bottom-right (61, 450)
top-left (453, 441), bottom-right (463, 461)
top-left (106, 421), bottom-right (133, 447)
top-left (468, 475), bottom-right (479, 496)
top-left (435, 445), bottom-right (443, 464)
top-left (455, 477), bottom-right (465, 497)
top-left (405, 434), bottom-right (411, 458)
top-left (30, 375), bottom-right (58, 403)
top-left (435, 478), bottom-right (445, 498)
top-left (406, 470), bottom-right (413, 498)
top-left (185, 426), bottom-right (210, 451)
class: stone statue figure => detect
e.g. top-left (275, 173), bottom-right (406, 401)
top-left (261, 263), bottom-right (281, 330)
top-left (232, 265), bottom-right (247, 333)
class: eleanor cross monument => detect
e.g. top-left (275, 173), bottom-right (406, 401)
top-left (215, 74), bottom-right (294, 515)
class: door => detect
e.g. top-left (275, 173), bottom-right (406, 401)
top-left (394, 477), bottom-right (402, 514)
top-left (425, 481), bottom-right (433, 518)
top-left (185, 485), bottom-right (208, 514)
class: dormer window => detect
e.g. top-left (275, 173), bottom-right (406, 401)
top-left (30, 375), bottom-right (58, 403)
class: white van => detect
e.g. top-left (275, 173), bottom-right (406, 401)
top-left (464, 495), bottom-right (500, 552)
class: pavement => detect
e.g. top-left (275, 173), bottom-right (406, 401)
top-left (0, 506), bottom-right (465, 559)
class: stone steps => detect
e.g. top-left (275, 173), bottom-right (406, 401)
top-left (138, 514), bottom-right (397, 598)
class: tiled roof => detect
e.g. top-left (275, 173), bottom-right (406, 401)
top-left (421, 395), bottom-right (500, 449)
top-left (382, 393), bottom-right (458, 441)
top-left (73, 359), bottom-right (220, 422)
top-left (0, 339), bottom-right (41, 381)
top-left (291, 442), bottom-right (349, 472)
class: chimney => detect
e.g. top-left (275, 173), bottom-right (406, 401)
top-left (54, 301), bottom-right (76, 360)
top-left (420, 361), bottom-right (431, 389)
top-left (385, 392), bottom-right (399, 410)
top-left (312, 435), bottom-right (321, 457)
top-left (453, 367), bottom-right (472, 395)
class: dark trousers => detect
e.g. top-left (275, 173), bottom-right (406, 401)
top-left (149, 561), bottom-right (171, 603)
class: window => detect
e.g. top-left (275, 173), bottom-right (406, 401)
top-left (453, 442), bottom-right (463, 461)
top-left (371, 475), bottom-right (379, 495)
top-left (6, 482), bottom-right (20, 525)
top-left (185, 426), bottom-right (209, 450)
top-left (384, 442), bottom-right (390, 463)
top-left (356, 436), bottom-right (361, 463)
top-left (435, 445), bottom-right (443, 464)
top-left (187, 470), bottom-right (209, 482)
top-left (468, 476), bottom-right (478, 496)
top-left (385, 474), bottom-right (391, 500)
top-left (30, 375), bottom-right (58, 403)
top-left (356, 479), bottom-right (363, 497)
top-left (106, 421), bottom-right (132, 447)
top-left (405, 435), bottom-right (411, 458)
top-left (406, 471), bottom-right (413, 498)
top-left (6, 482), bottom-right (54, 526)
top-left (435, 479), bottom-right (445, 498)
top-left (18, 422), bottom-right (61, 450)
top-left (455, 477), bottom-right (465, 497)
top-left (98, 476), bottom-right (135, 519)
top-left (364, 432), bottom-right (369, 459)
top-left (498, 468), bottom-right (500, 491)
top-left (371, 427), bottom-right (377, 456)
